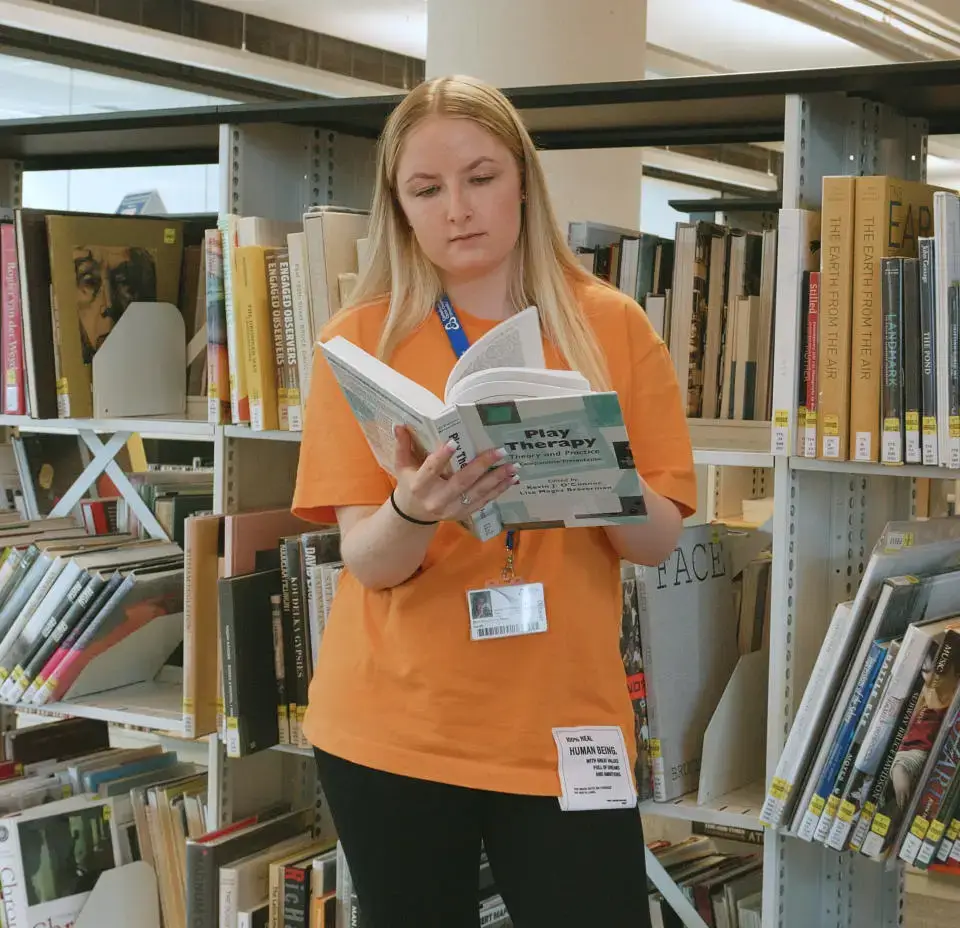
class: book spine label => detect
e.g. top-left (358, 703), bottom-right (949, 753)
top-left (804, 271), bottom-right (820, 457)
top-left (902, 257), bottom-right (922, 463)
top-left (817, 177), bottom-right (856, 460)
top-left (918, 236), bottom-right (939, 464)
top-left (0, 224), bottom-right (24, 415)
top-left (881, 257), bottom-right (904, 465)
top-left (278, 252), bottom-right (302, 431)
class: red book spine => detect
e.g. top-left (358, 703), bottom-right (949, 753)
top-left (806, 272), bottom-right (820, 415)
top-left (0, 224), bottom-right (24, 415)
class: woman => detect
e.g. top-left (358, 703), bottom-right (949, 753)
top-left (293, 74), bottom-right (696, 927)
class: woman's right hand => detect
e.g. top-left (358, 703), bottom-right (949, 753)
top-left (391, 425), bottom-right (518, 524)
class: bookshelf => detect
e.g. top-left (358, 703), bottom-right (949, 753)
top-left (7, 55), bottom-right (960, 928)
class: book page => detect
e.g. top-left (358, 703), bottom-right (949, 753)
top-left (443, 306), bottom-right (545, 401)
top-left (448, 367), bottom-right (589, 405)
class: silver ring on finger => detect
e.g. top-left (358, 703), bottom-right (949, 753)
top-left (460, 493), bottom-right (472, 507)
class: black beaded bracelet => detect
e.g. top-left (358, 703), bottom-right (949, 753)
top-left (389, 489), bottom-right (438, 526)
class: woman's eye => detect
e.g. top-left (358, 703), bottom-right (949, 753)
top-left (415, 185), bottom-right (439, 198)
top-left (470, 175), bottom-right (494, 185)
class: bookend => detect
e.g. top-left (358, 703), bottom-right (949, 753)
top-left (58, 610), bottom-right (184, 703)
top-left (697, 648), bottom-right (768, 805)
top-left (74, 861), bottom-right (160, 928)
top-left (92, 301), bottom-right (186, 419)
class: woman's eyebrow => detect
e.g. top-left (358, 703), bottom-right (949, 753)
top-left (403, 156), bottom-right (498, 184)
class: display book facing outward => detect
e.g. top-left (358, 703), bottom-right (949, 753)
top-left (760, 520), bottom-right (960, 872)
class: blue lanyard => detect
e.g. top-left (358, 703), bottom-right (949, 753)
top-left (435, 294), bottom-right (471, 359)
top-left (434, 297), bottom-right (515, 556)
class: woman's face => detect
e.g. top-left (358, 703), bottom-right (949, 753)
top-left (395, 114), bottom-right (523, 287)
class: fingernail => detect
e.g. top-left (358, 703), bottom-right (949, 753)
top-left (507, 464), bottom-right (519, 476)
top-left (445, 439), bottom-right (458, 452)
top-left (511, 475), bottom-right (520, 485)
top-left (493, 447), bottom-right (508, 459)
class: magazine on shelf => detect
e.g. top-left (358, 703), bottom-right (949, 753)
top-left (320, 306), bottom-right (647, 541)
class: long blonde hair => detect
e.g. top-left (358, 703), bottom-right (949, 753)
top-left (345, 74), bottom-right (611, 390)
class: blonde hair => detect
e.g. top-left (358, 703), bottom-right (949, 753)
top-left (345, 74), bottom-right (611, 390)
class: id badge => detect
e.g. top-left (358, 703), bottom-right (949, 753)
top-left (466, 582), bottom-right (547, 641)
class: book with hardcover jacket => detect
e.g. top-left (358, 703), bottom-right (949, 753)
top-left (321, 306), bottom-right (646, 542)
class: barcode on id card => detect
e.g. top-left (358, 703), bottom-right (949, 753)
top-left (475, 624), bottom-right (523, 639)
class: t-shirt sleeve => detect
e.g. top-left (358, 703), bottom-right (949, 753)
top-left (291, 323), bottom-right (393, 525)
top-left (623, 302), bottom-right (697, 518)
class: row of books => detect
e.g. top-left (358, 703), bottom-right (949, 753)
top-left (571, 218), bottom-right (778, 425)
top-left (0, 518), bottom-right (183, 712)
top-left (793, 175), bottom-right (960, 466)
top-left (620, 523), bottom-right (769, 804)
top-left (760, 519), bottom-right (960, 873)
top-left (646, 834), bottom-right (762, 928)
top-left (0, 716), bottom-right (354, 928)
top-left (213, 207), bottom-right (369, 432)
top-left (0, 208), bottom-right (209, 421)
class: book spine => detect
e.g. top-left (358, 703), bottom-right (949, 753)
top-left (217, 218), bottom-right (250, 425)
top-left (817, 177), bottom-right (856, 460)
top-left (0, 224), bottom-right (24, 415)
top-left (760, 602), bottom-right (854, 828)
top-left (182, 519), bottom-right (198, 739)
top-left (918, 236), bottom-right (939, 464)
top-left (804, 271), bottom-right (819, 457)
top-left (218, 579), bottom-right (242, 758)
top-left (918, 773), bottom-right (960, 868)
top-left (240, 247), bottom-right (279, 432)
top-left (266, 249), bottom-right (289, 430)
top-left (938, 791), bottom-right (960, 863)
top-left (796, 642), bottom-right (884, 841)
top-left (821, 645), bottom-right (896, 848)
top-left (204, 228), bottom-right (230, 425)
top-left (950, 283), bottom-right (960, 467)
top-left (850, 176), bottom-right (885, 463)
top-left (881, 257), bottom-right (904, 465)
top-left (279, 539), bottom-right (300, 746)
top-left (283, 864), bottom-right (309, 928)
top-left (285, 536), bottom-right (309, 748)
top-left (796, 271), bottom-right (810, 455)
top-left (185, 842), bottom-right (216, 928)
top-left (278, 252), bottom-right (302, 431)
top-left (270, 592), bottom-right (290, 746)
top-left (902, 257), bottom-right (922, 463)
top-left (287, 233), bottom-right (314, 409)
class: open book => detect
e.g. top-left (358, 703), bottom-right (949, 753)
top-left (321, 306), bottom-right (647, 541)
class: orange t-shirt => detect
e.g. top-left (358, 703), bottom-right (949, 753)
top-left (292, 276), bottom-right (697, 796)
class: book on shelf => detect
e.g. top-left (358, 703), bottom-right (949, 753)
top-left (763, 519), bottom-right (960, 866)
top-left (322, 305), bottom-right (647, 542)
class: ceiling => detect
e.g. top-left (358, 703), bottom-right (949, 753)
top-left (202, 0), bottom-right (887, 71)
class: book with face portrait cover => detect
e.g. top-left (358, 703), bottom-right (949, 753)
top-left (45, 214), bottom-right (185, 419)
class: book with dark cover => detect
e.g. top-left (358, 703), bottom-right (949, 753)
top-left (285, 536), bottom-right (308, 749)
top-left (918, 236), bottom-right (938, 465)
top-left (902, 257), bottom-right (922, 463)
top-left (283, 862), bottom-right (310, 928)
top-left (218, 567), bottom-right (282, 758)
top-left (279, 539), bottom-right (300, 746)
top-left (881, 257), bottom-right (904, 465)
top-left (803, 271), bottom-right (820, 457)
top-left (4, 716), bottom-right (109, 765)
top-left (797, 270), bottom-right (811, 453)
top-left (185, 806), bottom-right (314, 928)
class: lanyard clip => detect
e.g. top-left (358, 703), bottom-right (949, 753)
top-left (501, 530), bottom-right (516, 583)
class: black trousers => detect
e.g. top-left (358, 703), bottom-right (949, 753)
top-left (314, 748), bottom-right (653, 928)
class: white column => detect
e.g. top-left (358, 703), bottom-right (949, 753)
top-left (426, 0), bottom-right (646, 234)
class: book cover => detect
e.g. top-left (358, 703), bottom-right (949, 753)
top-left (204, 227), bottom-right (230, 425)
top-left (619, 563), bottom-right (652, 801)
top-left (880, 257), bottom-right (905, 465)
top-left (1, 222), bottom-right (25, 415)
top-left (637, 525), bottom-right (738, 801)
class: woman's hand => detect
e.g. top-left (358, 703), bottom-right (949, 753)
top-left (391, 425), bottom-right (518, 523)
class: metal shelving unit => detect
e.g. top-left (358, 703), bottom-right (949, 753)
top-left (5, 56), bottom-right (960, 928)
